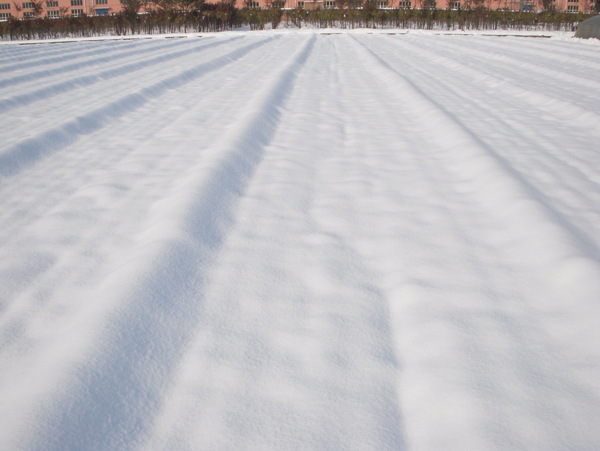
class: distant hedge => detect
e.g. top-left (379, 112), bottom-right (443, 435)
top-left (286, 8), bottom-right (592, 31)
top-left (0, 6), bottom-right (593, 41)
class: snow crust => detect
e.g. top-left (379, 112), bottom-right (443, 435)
top-left (1, 30), bottom-right (600, 450)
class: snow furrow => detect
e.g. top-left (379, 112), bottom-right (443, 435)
top-left (141, 34), bottom-right (405, 451)
top-left (396, 35), bottom-right (600, 127)
top-left (348, 34), bottom-right (600, 450)
top-left (0, 36), bottom-right (293, 245)
top-left (0, 33), bottom-right (309, 346)
top-left (0, 39), bottom-right (131, 71)
top-left (0, 38), bottom-right (184, 85)
top-left (0, 36), bottom-right (275, 179)
top-left (0, 33), bottom-right (315, 451)
top-left (0, 37), bottom-right (229, 112)
top-left (499, 35), bottom-right (600, 60)
top-left (362, 35), bottom-right (600, 244)
top-left (0, 36), bottom-right (252, 150)
top-left (353, 34), bottom-right (600, 274)
top-left (449, 35), bottom-right (600, 78)
top-left (1, 31), bottom-right (599, 451)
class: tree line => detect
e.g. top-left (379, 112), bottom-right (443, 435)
top-left (0, 1), bottom-right (594, 41)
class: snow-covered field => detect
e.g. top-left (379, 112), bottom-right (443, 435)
top-left (1, 29), bottom-right (600, 450)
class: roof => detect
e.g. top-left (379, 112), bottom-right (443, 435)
top-left (575, 15), bottom-right (600, 39)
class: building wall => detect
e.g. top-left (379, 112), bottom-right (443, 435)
top-left (0, 0), bottom-right (594, 21)
top-left (0, 0), bottom-right (121, 20)
top-left (250, 0), bottom-right (594, 11)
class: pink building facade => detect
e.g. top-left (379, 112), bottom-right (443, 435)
top-left (0, 0), bottom-right (595, 21)
top-left (252, 0), bottom-right (594, 11)
top-left (0, 0), bottom-right (115, 20)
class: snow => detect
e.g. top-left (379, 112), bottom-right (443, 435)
top-left (1, 29), bottom-right (600, 450)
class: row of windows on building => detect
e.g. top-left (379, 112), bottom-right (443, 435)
top-left (0, 9), bottom-right (83, 18)
top-left (245, 0), bottom-right (581, 8)
top-left (244, 1), bottom-right (471, 8)
top-left (244, 0), bottom-right (455, 7)
top-left (0, 0), bottom-right (109, 8)
top-left (0, 0), bottom-right (108, 19)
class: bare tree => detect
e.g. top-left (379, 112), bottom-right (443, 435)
top-left (32, 0), bottom-right (44, 17)
top-left (541, 0), bottom-right (555, 10)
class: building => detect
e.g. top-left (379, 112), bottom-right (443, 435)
top-left (0, 0), bottom-right (595, 22)
top-left (1, 0), bottom-right (113, 20)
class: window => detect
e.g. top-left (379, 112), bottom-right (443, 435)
top-left (567, 4), bottom-right (578, 9)
top-left (47, 9), bottom-right (60, 16)
top-left (46, 0), bottom-right (58, 5)
top-left (567, 0), bottom-right (578, 2)
top-left (23, 10), bottom-right (35, 16)
top-left (22, 2), bottom-right (35, 7)
top-left (0, 3), bottom-right (11, 9)
top-left (71, 7), bottom-right (83, 14)
top-left (399, 0), bottom-right (411, 7)
top-left (297, 0), bottom-right (304, 5)
top-left (95, 6), bottom-right (108, 13)
top-left (324, 0), bottom-right (335, 7)
top-left (450, 1), bottom-right (460, 8)
top-left (246, 0), bottom-right (259, 7)
top-left (96, 0), bottom-right (107, 4)
top-left (0, 11), bottom-right (11, 18)
top-left (272, 0), bottom-right (284, 6)
top-left (71, 0), bottom-right (82, 5)
top-left (376, 0), bottom-right (387, 7)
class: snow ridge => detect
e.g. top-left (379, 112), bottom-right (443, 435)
top-left (0, 36), bottom-right (271, 178)
top-left (0, 37), bottom-right (229, 112)
top-left (0, 34), bottom-right (315, 450)
top-left (1, 32), bottom-right (599, 451)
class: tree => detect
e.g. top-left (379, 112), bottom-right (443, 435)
top-left (541, 0), bottom-right (555, 10)
top-left (11, 1), bottom-right (22, 16)
top-left (119, 0), bottom-right (144, 34)
top-left (32, 0), bottom-right (44, 17)
top-left (121, 0), bottom-right (145, 15)
top-left (178, 0), bottom-right (206, 11)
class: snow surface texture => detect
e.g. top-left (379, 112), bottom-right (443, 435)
top-left (1, 30), bottom-right (600, 450)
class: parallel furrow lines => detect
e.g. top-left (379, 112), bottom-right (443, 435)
top-left (0, 34), bottom-right (315, 451)
top-left (365, 35), bottom-right (600, 240)
top-left (0, 37), bottom-right (230, 112)
top-left (0, 38), bottom-right (171, 80)
top-left (0, 36), bottom-right (271, 179)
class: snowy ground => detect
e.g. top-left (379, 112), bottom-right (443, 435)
top-left (1, 29), bottom-right (600, 450)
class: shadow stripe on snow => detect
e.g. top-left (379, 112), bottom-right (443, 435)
top-left (372, 35), bottom-right (600, 194)
top-left (20, 35), bottom-right (316, 451)
top-left (0, 38), bottom-right (166, 80)
top-left (0, 36), bottom-right (269, 181)
top-left (427, 37), bottom-right (600, 114)
top-left (349, 35), bottom-right (600, 265)
top-left (0, 37), bottom-right (237, 112)
top-left (381, 35), bottom-right (600, 132)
